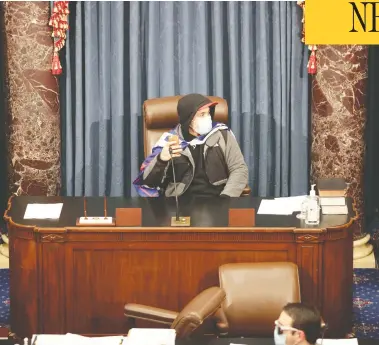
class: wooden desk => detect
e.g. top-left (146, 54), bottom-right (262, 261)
top-left (4, 196), bottom-right (356, 338)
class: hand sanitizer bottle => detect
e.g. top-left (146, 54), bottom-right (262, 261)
top-left (305, 184), bottom-right (320, 225)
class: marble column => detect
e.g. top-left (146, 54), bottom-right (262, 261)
top-left (3, 1), bottom-right (61, 197)
top-left (311, 45), bottom-right (368, 234)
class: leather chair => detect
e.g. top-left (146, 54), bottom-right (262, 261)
top-left (143, 95), bottom-right (251, 195)
top-left (216, 262), bottom-right (301, 337)
top-left (124, 286), bottom-right (226, 339)
top-left (143, 95), bottom-right (228, 159)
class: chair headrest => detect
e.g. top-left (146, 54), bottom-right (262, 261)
top-left (143, 95), bottom-right (228, 129)
top-left (218, 262), bottom-right (301, 337)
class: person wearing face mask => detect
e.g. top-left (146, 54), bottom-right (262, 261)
top-left (133, 93), bottom-right (248, 197)
top-left (274, 303), bottom-right (323, 345)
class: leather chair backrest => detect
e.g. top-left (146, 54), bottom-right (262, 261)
top-left (219, 262), bottom-right (301, 337)
top-left (171, 286), bottom-right (226, 338)
top-left (143, 95), bottom-right (228, 158)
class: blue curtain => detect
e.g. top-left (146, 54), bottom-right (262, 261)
top-left (60, 1), bottom-right (309, 198)
top-left (364, 46), bottom-right (379, 234)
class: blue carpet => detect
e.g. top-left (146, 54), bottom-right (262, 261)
top-left (0, 268), bottom-right (377, 336)
top-left (0, 270), bottom-right (9, 328)
top-left (353, 268), bottom-right (379, 339)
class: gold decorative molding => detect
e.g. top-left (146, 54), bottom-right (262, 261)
top-left (41, 234), bottom-right (65, 243)
top-left (297, 234), bottom-right (319, 242)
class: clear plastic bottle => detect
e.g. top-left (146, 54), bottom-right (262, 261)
top-left (305, 184), bottom-right (320, 225)
top-left (296, 198), bottom-right (308, 219)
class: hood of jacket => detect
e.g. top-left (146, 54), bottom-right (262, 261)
top-left (177, 93), bottom-right (218, 140)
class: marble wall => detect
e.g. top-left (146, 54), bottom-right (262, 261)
top-left (3, 1), bottom-right (61, 196)
top-left (311, 45), bottom-right (368, 233)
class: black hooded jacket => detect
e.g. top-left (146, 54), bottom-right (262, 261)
top-left (176, 94), bottom-right (221, 196)
top-left (139, 94), bottom-right (248, 197)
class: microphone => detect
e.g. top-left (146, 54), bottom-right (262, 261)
top-left (168, 135), bottom-right (190, 226)
top-left (168, 135), bottom-right (180, 222)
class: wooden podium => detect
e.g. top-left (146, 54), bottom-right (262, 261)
top-left (4, 196), bottom-right (357, 338)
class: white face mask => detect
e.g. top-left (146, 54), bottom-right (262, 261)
top-left (274, 326), bottom-right (287, 345)
top-left (192, 115), bottom-right (212, 135)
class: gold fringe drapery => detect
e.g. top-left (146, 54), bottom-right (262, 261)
top-left (49, 1), bottom-right (69, 75)
top-left (297, 1), bottom-right (317, 75)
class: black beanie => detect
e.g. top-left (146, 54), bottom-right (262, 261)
top-left (177, 94), bottom-right (218, 140)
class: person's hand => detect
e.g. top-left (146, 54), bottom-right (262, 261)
top-left (159, 139), bottom-right (182, 161)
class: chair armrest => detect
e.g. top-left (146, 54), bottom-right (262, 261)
top-left (124, 303), bottom-right (178, 325)
top-left (241, 185), bottom-right (251, 196)
top-left (214, 307), bottom-right (229, 335)
top-left (172, 287), bottom-right (226, 338)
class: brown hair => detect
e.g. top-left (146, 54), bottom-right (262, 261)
top-left (283, 303), bottom-right (322, 345)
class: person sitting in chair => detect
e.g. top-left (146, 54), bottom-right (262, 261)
top-left (274, 303), bottom-right (323, 345)
top-left (133, 93), bottom-right (248, 198)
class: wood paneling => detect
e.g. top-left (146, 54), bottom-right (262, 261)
top-left (39, 242), bottom-right (67, 333)
top-left (63, 242), bottom-right (294, 334)
top-left (4, 196), bottom-right (356, 338)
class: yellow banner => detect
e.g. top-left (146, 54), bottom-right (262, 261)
top-left (305, 0), bottom-right (379, 44)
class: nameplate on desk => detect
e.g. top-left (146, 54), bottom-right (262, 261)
top-left (228, 208), bottom-right (255, 227)
top-left (76, 217), bottom-right (115, 226)
top-left (115, 208), bottom-right (142, 227)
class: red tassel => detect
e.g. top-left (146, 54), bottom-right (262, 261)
top-left (307, 50), bottom-right (317, 74)
top-left (55, 38), bottom-right (65, 50)
top-left (49, 1), bottom-right (69, 75)
top-left (52, 54), bottom-right (62, 75)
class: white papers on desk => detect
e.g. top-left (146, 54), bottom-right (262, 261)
top-left (257, 196), bottom-right (307, 215)
top-left (89, 336), bottom-right (126, 345)
top-left (31, 334), bottom-right (67, 345)
top-left (128, 328), bottom-right (176, 345)
top-left (24, 203), bottom-right (63, 219)
top-left (257, 200), bottom-right (293, 215)
top-left (30, 330), bottom-right (175, 345)
top-left (31, 334), bottom-right (126, 345)
top-left (316, 339), bottom-right (358, 345)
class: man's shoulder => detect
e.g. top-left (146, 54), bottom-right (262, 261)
top-left (204, 127), bottom-right (229, 153)
top-left (220, 127), bottom-right (229, 135)
top-left (210, 125), bottom-right (229, 140)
